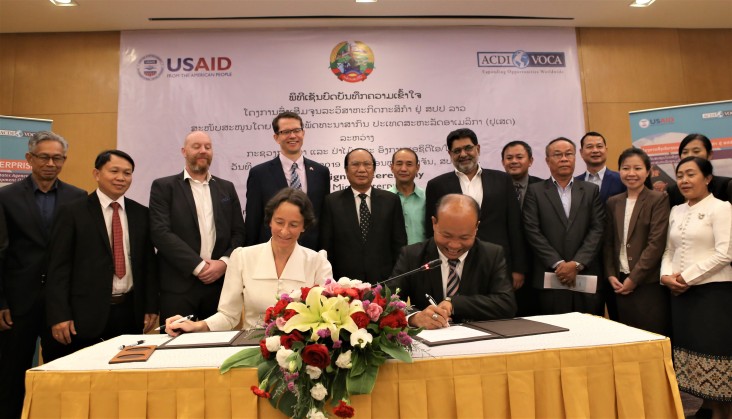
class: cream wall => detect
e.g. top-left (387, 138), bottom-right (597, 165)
top-left (1, 29), bottom-right (730, 190)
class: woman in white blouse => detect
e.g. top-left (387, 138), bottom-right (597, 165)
top-left (165, 188), bottom-right (332, 333)
top-left (661, 156), bottom-right (732, 417)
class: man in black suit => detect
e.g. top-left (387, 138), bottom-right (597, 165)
top-left (425, 128), bottom-right (526, 291)
top-left (45, 150), bottom-right (158, 358)
top-left (0, 131), bottom-right (86, 418)
top-left (523, 137), bottom-right (606, 315)
top-left (244, 111), bottom-right (330, 250)
top-left (575, 132), bottom-right (626, 204)
top-left (150, 131), bottom-right (245, 323)
top-left (501, 140), bottom-right (543, 316)
top-left (320, 148), bottom-right (407, 282)
top-left (392, 194), bottom-right (516, 329)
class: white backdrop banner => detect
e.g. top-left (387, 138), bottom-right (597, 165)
top-left (118, 27), bottom-right (585, 205)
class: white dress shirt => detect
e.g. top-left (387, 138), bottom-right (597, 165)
top-left (619, 198), bottom-right (637, 274)
top-left (279, 153), bottom-right (308, 193)
top-left (661, 194), bottom-right (732, 286)
top-left (351, 187), bottom-right (372, 224)
top-left (436, 247), bottom-right (469, 298)
top-left (96, 189), bottom-right (133, 295)
top-left (205, 242), bottom-right (333, 330)
top-left (584, 166), bottom-right (607, 190)
top-left (184, 169), bottom-right (218, 275)
top-left (455, 166), bottom-right (483, 208)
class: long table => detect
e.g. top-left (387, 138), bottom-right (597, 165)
top-left (22, 313), bottom-right (684, 418)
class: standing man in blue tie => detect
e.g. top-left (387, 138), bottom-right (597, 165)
top-left (575, 132), bottom-right (625, 204)
top-left (244, 111), bottom-right (330, 250)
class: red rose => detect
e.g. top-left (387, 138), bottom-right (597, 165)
top-left (259, 340), bottom-right (272, 359)
top-left (280, 330), bottom-right (304, 349)
top-left (301, 287), bottom-right (311, 301)
top-left (272, 299), bottom-right (289, 316)
top-left (351, 311), bottom-right (370, 329)
top-left (379, 310), bottom-right (407, 329)
top-left (282, 309), bottom-right (297, 321)
top-left (263, 307), bottom-right (274, 324)
top-left (251, 385), bottom-right (271, 399)
top-left (372, 291), bottom-right (387, 308)
top-left (301, 344), bottom-right (331, 369)
top-left (333, 400), bottom-right (355, 418)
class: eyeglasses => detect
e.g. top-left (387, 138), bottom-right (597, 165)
top-left (30, 153), bottom-right (66, 164)
top-left (549, 152), bottom-right (575, 160)
top-left (277, 128), bottom-right (304, 136)
top-left (348, 162), bottom-right (374, 169)
top-left (450, 145), bottom-right (476, 155)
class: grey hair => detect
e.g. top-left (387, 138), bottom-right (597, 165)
top-left (28, 131), bottom-right (69, 154)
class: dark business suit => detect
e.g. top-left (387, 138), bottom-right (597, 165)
top-left (522, 179), bottom-right (606, 315)
top-left (667, 175), bottom-right (731, 207)
top-left (391, 238), bottom-right (516, 322)
top-left (45, 192), bottom-right (158, 350)
top-left (575, 169), bottom-right (626, 204)
top-left (424, 169), bottom-right (526, 274)
top-left (149, 172), bottom-right (245, 322)
top-left (320, 187), bottom-right (407, 282)
top-left (0, 176), bottom-right (85, 418)
top-left (244, 156), bottom-right (330, 250)
top-left (603, 188), bottom-right (670, 335)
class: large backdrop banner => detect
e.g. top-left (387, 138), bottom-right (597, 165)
top-left (119, 27), bottom-right (584, 205)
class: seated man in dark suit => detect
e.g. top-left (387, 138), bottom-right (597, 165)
top-left (320, 148), bottom-right (407, 282)
top-left (46, 150), bottom-right (159, 357)
top-left (391, 194), bottom-right (516, 329)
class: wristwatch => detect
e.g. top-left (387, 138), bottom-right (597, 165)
top-left (444, 297), bottom-right (453, 316)
top-left (574, 262), bottom-right (585, 271)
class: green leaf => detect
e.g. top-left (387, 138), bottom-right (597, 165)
top-left (380, 341), bottom-right (413, 363)
top-left (350, 350), bottom-right (366, 376)
top-left (347, 364), bottom-right (378, 394)
top-left (330, 368), bottom-right (348, 405)
top-left (219, 347), bottom-right (262, 374)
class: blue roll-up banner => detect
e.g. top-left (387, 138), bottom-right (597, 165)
top-left (629, 100), bottom-right (732, 191)
top-left (0, 115), bottom-right (53, 187)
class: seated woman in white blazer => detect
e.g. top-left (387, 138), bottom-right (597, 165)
top-left (165, 188), bottom-right (332, 333)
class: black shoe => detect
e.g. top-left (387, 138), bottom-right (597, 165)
top-left (693, 407), bottom-right (712, 418)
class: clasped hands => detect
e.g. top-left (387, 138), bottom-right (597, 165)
top-left (409, 300), bottom-right (453, 329)
top-left (555, 261), bottom-right (579, 287)
top-left (608, 276), bottom-right (637, 295)
top-left (198, 259), bottom-right (226, 284)
top-left (660, 273), bottom-right (689, 296)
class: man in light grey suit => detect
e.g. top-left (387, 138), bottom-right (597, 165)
top-left (522, 137), bottom-right (606, 315)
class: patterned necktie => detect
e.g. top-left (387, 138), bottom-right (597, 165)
top-left (110, 202), bottom-right (126, 278)
top-left (514, 183), bottom-right (523, 202)
top-left (446, 259), bottom-right (461, 296)
top-left (289, 163), bottom-right (301, 190)
top-left (358, 193), bottom-right (371, 243)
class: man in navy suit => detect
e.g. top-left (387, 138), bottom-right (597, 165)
top-left (574, 131), bottom-right (625, 320)
top-left (0, 131), bottom-right (86, 418)
top-left (425, 129), bottom-right (526, 292)
top-left (320, 148), bottom-right (407, 282)
top-left (244, 111), bottom-right (330, 250)
top-left (46, 150), bottom-right (158, 358)
top-left (150, 132), bottom-right (245, 323)
top-left (575, 132), bottom-right (625, 204)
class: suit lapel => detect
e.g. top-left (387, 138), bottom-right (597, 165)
top-left (544, 181), bottom-right (568, 227)
top-left (303, 158), bottom-right (318, 194)
top-left (567, 182), bottom-right (584, 227)
top-left (20, 178), bottom-right (48, 242)
top-left (447, 173), bottom-right (462, 194)
top-left (425, 240), bottom-right (446, 300)
top-left (269, 157), bottom-right (288, 189)
top-left (342, 188), bottom-right (360, 239)
top-left (209, 177), bottom-right (225, 240)
top-left (89, 192), bottom-right (113, 256)
top-left (627, 189), bottom-right (646, 240)
top-left (124, 198), bottom-right (139, 259)
top-left (479, 171), bottom-right (493, 213)
top-left (176, 173), bottom-right (200, 229)
top-left (613, 194), bottom-right (627, 245)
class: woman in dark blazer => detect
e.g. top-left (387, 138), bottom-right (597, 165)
top-left (603, 148), bottom-right (670, 335)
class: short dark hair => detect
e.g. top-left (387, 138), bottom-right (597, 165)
top-left (272, 111), bottom-right (304, 134)
top-left (501, 140), bottom-right (533, 159)
top-left (264, 188), bottom-right (316, 230)
top-left (94, 150), bottom-right (135, 171)
top-left (446, 128), bottom-right (478, 150)
top-left (391, 148), bottom-right (419, 164)
top-left (434, 194), bottom-right (480, 222)
top-left (678, 133), bottom-right (712, 157)
top-left (545, 137), bottom-right (576, 156)
top-left (677, 156), bottom-right (714, 179)
top-left (344, 148), bottom-right (376, 168)
top-left (618, 147), bottom-right (653, 189)
top-left (580, 132), bottom-right (606, 148)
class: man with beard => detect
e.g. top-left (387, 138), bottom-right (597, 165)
top-left (425, 128), bottom-right (526, 293)
top-left (149, 131), bottom-right (245, 324)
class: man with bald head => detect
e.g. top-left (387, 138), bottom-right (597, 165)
top-left (150, 131), bottom-right (245, 324)
top-left (391, 194), bottom-right (516, 329)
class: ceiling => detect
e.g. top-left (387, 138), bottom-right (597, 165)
top-left (0, 0), bottom-right (730, 34)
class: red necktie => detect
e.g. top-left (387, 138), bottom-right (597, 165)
top-left (110, 202), bottom-right (126, 278)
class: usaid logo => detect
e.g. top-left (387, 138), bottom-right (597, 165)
top-left (477, 50), bottom-right (566, 68)
top-left (638, 117), bottom-right (675, 128)
top-left (137, 54), bottom-right (233, 80)
top-left (137, 55), bottom-right (165, 80)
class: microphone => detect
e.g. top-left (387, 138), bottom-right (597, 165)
top-left (376, 259), bottom-right (442, 287)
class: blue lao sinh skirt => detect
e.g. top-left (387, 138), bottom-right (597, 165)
top-left (671, 281), bottom-right (732, 402)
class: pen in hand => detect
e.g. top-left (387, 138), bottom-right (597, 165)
top-left (425, 294), bottom-right (438, 306)
top-left (155, 314), bottom-right (194, 331)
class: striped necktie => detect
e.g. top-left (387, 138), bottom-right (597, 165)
top-left (446, 259), bottom-right (460, 296)
top-left (289, 163), bottom-right (301, 190)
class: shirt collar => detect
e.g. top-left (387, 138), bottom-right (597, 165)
top-left (96, 189), bottom-right (125, 210)
top-left (514, 175), bottom-right (529, 188)
top-left (454, 165), bottom-right (482, 180)
top-left (279, 153), bottom-right (305, 172)
top-left (389, 184), bottom-right (424, 198)
top-left (30, 176), bottom-right (59, 193)
top-left (183, 168), bottom-right (211, 183)
top-left (351, 187), bottom-right (372, 199)
top-left (586, 166), bottom-right (607, 180)
top-left (551, 176), bottom-right (574, 189)
top-left (436, 243), bottom-right (470, 264)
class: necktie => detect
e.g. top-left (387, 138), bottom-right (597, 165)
top-left (514, 183), bottom-right (523, 202)
top-left (110, 202), bottom-right (126, 278)
top-left (289, 163), bottom-right (302, 190)
top-left (446, 259), bottom-right (461, 297)
top-left (358, 193), bottom-right (371, 243)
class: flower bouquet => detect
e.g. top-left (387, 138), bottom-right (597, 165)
top-left (220, 277), bottom-right (422, 418)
